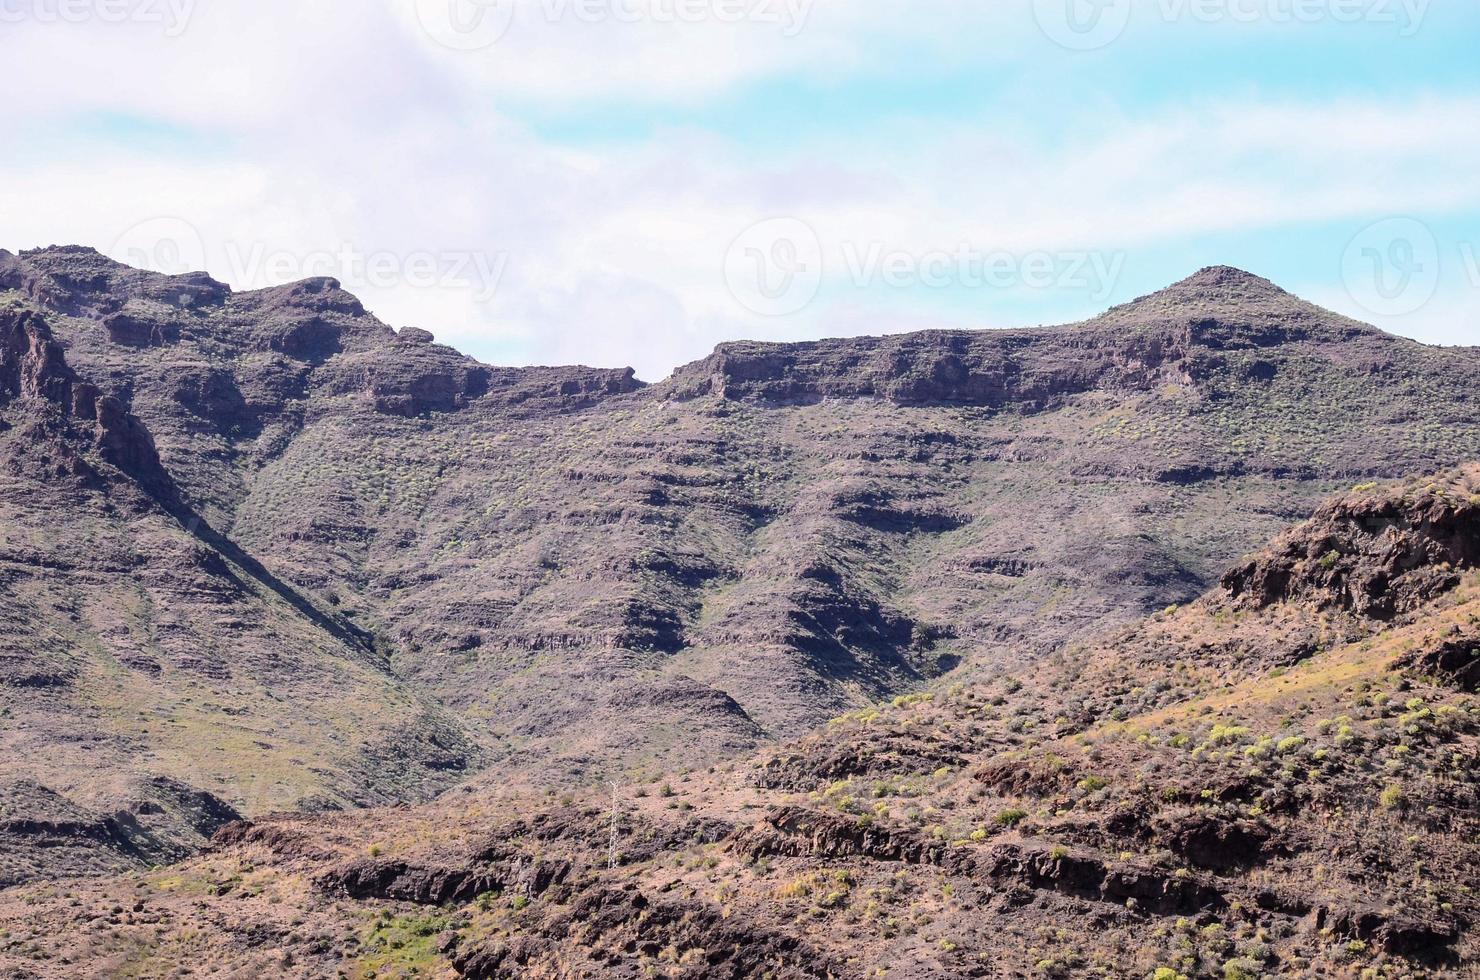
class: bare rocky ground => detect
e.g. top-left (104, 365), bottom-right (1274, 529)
top-left (2, 468), bottom-right (1478, 978)
top-left (4, 247), bottom-right (1480, 974)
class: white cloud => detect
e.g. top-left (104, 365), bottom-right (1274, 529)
top-left (387, 0), bottom-right (1033, 106)
top-left (2, 2), bottom-right (1478, 380)
top-left (1306, 282), bottom-right (1480, 349)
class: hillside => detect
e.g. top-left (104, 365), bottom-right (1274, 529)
top-left (0, 300), bottom-right (480, 887)
top-left (5, 247), bottom-right (1480, 887)
top-left (3, 468), bottom-right (1477, 977)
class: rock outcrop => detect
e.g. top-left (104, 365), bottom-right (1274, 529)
top-left (0, 306), bottom-right (172, 494)
top-left (660, 268), bottom-right (1385, 408)
top-left (1221, 469), bottom-right (1480, 618)
top-left (0, 304), bottom-right (174, 494)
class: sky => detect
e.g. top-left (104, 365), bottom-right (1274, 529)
top-left (1, 0), bottom-right (1478, 381)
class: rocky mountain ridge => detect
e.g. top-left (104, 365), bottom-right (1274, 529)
top-left (4, 245), bottom-right (1480, 895)
top-left (662, 266), bottom-right (1367, 408)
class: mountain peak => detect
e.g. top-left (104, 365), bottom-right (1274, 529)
top-left (1120, 265), bottom-right (1295, 312)
top-left (1092, 264), bottom-right (1375, 347)
top-left (1170, 265), bottom-right (1288, 294)
top-left (11, 244), bottom-right (231, 317)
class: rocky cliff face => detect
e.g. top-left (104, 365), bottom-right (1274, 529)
top-left (0, 308), bottom-right (73, 404)
top-left (0, 305), bottom-right (170, 494)
top-left (660, 267), bottom-right (1379, 408)
top-left (1223, 474), bottom-right (1480, 618)
top-left (664, 325), bottom-right (1187, 407)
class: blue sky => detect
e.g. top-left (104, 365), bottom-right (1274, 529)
top-left (2, 0), bottom-right (1477, 379)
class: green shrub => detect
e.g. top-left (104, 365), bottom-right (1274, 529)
top-left (1208, 724), bottom-right (1250, 745)
top-left (1222, 959), bottom-right (1258, 980)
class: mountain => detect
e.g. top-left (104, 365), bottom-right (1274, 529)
top-left (0, 299), bottom-right (479, 887)
top-left (3, 467), bottom-right (1477, 977)
top-left (4, 246), bottom-right (1480, 887)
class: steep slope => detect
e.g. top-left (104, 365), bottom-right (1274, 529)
top-left (6, 246), bottom-right (1480, 794)
top-left (0, 302), bottom-right (480, 887)
top-left (7, 468), bottom-right (1474, 978)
